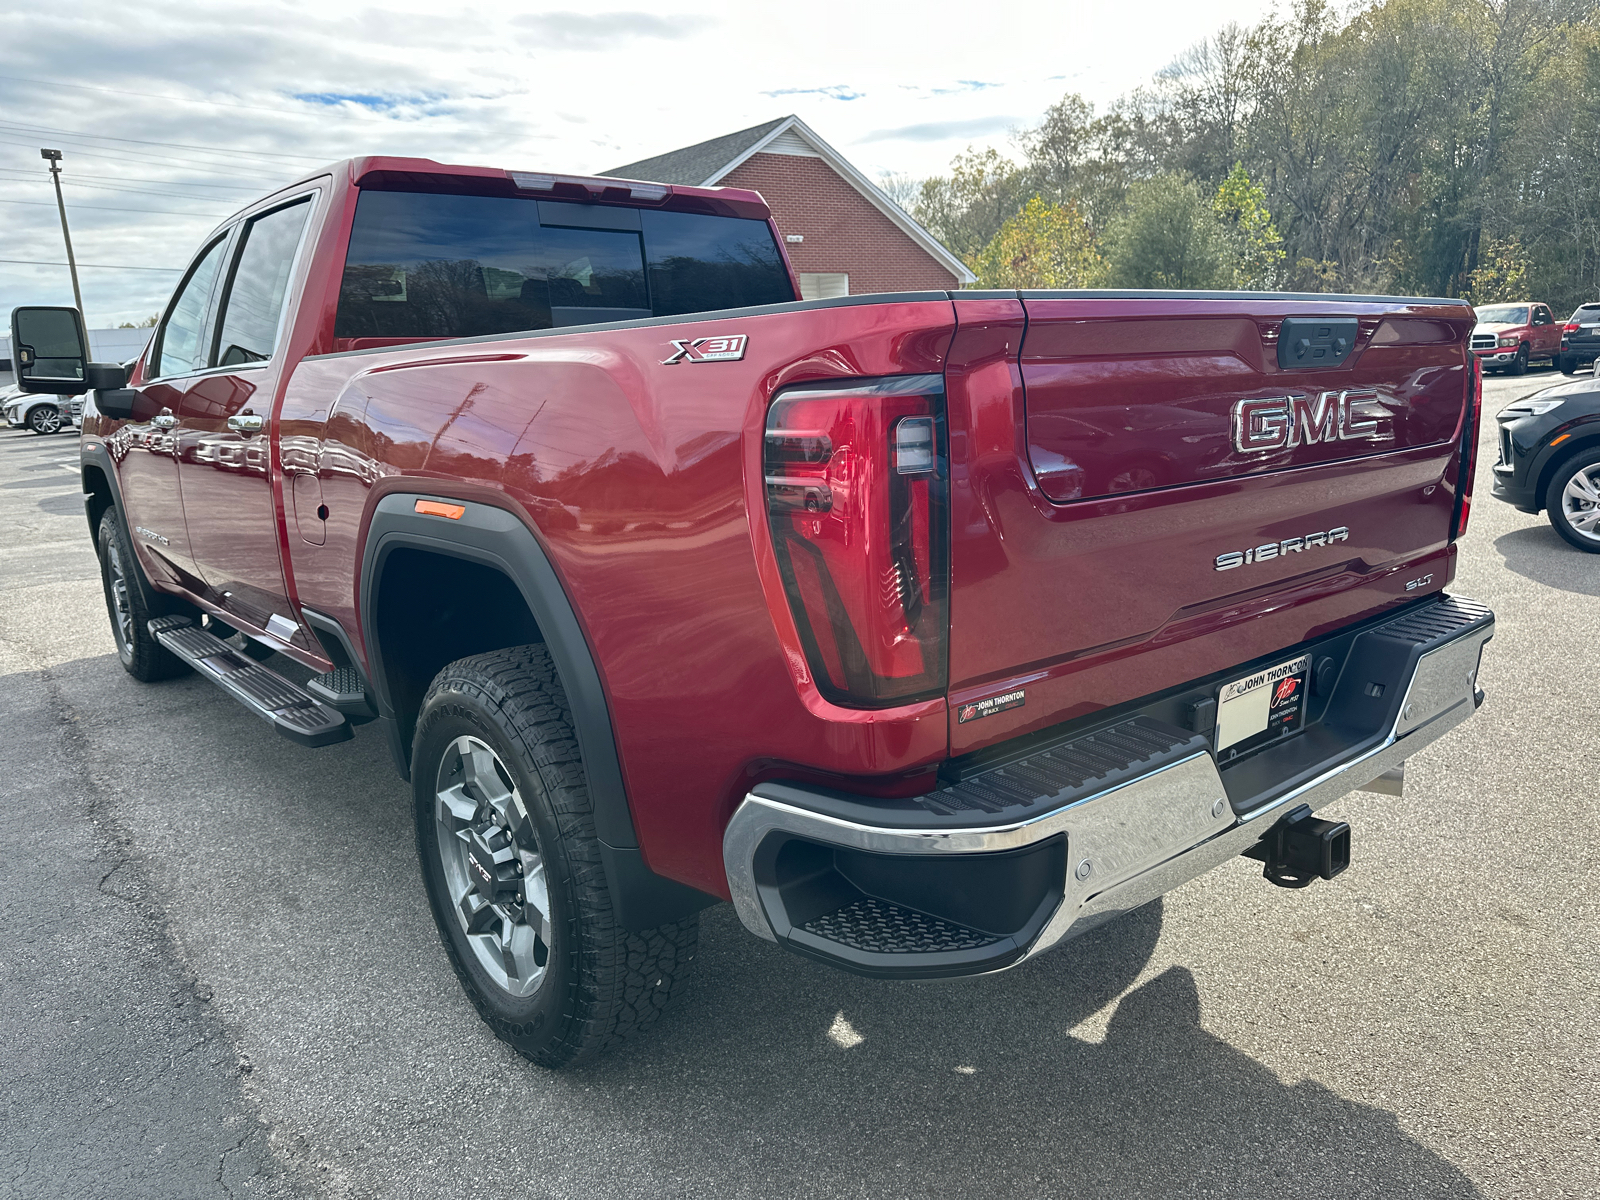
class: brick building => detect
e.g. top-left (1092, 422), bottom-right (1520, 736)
top-left (604, 115), bottom-right (973, 298)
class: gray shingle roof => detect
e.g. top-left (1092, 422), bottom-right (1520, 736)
top-left (601, 116), bottom-right (791, 186)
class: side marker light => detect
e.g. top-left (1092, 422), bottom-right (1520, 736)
top-left (415, 500), bottom-right (466, 520)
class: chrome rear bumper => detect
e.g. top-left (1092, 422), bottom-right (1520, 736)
top-left (722, 595), bottom-right (1493, 977)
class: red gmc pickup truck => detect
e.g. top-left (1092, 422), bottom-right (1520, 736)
top-left (1470, 301), bottom-right (1561, 374)
top-left (10, 157), bottom-right (1494, 1069)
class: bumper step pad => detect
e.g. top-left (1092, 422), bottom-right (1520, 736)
top-left (1376, 594), bottom-right (1493, 650)
top-left (745, 715), bottom-right (1201, 977)
top-left (802, 898), bottom-right (1002, 954)
top-left (149, 616), bottom-right (352, 748)
top-left (917, 716), bottom-right (1200, 820)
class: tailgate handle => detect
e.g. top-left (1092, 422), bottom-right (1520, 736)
top-left (1278, 317), bottom-right (1358, 370)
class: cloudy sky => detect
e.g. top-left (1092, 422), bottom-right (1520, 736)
top-left (2, 0), bottom-right (1274, 326)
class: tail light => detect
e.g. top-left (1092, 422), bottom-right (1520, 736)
top-left (1564, 322), bottom-right (1580, 333)
top-left (1452, 355), bottom-right (1483, 540)
top-left (764, 374), bottom-right (949, 707)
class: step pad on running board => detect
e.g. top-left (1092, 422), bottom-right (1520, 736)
top-left (306, 667), bottom-right (376, 720)
top-left (149, 616), bottom-right (352, 748)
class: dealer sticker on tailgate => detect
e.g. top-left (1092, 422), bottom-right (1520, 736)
top-left (1215, 654), bottom-right (1310, 759)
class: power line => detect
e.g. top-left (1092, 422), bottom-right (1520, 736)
top-left (0, 197), bottom-right (226, 218)
top-left (0, 174), bottom-right (256, 203)
top-left (0, 166), bottom-right (260, 192)
top-left (0, 257), bottom-right (183, 272)
top-left (0, 132), bottom-right (299, 182)
top-left (0, 119), bottom-right (333, 163)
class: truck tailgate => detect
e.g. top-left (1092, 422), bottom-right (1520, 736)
top-left (946, 293), bottom-right (1475, 754)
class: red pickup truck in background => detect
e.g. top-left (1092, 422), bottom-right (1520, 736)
top-left (10, 156), bottom-right (1494, 1069)
top-left (1470, 301), bottom-right (1561, 374)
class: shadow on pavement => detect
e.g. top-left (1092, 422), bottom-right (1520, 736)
top-left (577, 905), bottom-right (1483, 1197)
top-left (1494, 524), bottom-right (1600, 596)
top-left (42, 652), bottom-right (1485, 1199)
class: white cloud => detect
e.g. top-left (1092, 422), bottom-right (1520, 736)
top-left (0, 0), bottom-right (1276, 325)
top-left (511, 11), bottom-right (716, 49)
top-left (859, 116), bottom-right (1023, 143)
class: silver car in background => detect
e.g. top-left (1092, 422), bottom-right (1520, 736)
top-left (2, 384), bottom-right (79, 435)
top-left (3, 357), bottom-right (137, 435)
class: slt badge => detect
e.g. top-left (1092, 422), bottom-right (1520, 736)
top-left (661, 334), bottom-right (748, 365)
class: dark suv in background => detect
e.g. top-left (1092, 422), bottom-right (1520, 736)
top-left (1492, 380), bottom-right (1600, 552)
top-left (1557, 303), bottom-right (1600, 374)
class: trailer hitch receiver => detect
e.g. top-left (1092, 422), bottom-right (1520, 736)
top-left (1245, 804), bottom-right (1351, 889)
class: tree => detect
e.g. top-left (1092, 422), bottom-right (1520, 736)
top-left (1213, 163), bottom-right (1285, 288)
top-left (912, 147), bottom-right (1032, 261)
top-left (919, 0), bottom-right (1600, 306)
top-left (1101, 174), bottom-right (1233, 289)
top-left (1153, 22), bottom-right (1254, 184)
top-left (117, 313), bottom-right (158, 329)
top-left (971, 197), bottom-right (1101, 288)
top-left (1017, 93), bottom-right (1096, 202)
top-left (1464, 234), bottom-right (1532, 302)
top-left (875, 171), bottom-right (922, 214)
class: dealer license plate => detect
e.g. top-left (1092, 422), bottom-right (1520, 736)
top-left (1215, 654), bottom-right (1311, 759)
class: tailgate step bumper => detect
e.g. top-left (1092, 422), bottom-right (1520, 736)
top-left (150, 616), bottom-right (352, 748)
top-left (724, 592), bottom-right (1494, 980)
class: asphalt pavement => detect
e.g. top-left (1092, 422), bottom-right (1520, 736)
top-left (1, 369), bottom-right (1596, 1198)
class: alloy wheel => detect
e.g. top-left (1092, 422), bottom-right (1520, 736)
top-left (28, 406), bottom-right (62, 434)
top-left (104, 537), bottom-right (135, 653)
top-left (1560, 463), bottom-right (1600, 543)
top-left (432, 735), bottom-right (552, 997)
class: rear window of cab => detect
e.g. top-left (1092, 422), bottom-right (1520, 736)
top-left (334, 190), bottom-right (795, 345)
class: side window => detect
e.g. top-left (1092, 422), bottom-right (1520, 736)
top-left (331, 189), bottom-right (795, 345)
top-left (212, 197), bottom-right (312, 367)
top-left (335, 191), bottom-right (647, 341)
top-left (640, 209), bottom-right (795, 317)
top-left (1535, 306), bottom-right (1552, 325)
top-left (152, 236), bottom-right (229, 379)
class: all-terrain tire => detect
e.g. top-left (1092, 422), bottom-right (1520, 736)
top-left (1544, 447), bottom-right (1600, 553)
top-left (412, 645), bottom-right (698, 1069)
top-left (96, 508), bottom-right (192, 681)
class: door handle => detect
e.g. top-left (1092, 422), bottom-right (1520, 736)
top-left (151, 410), bottom-right (177, 429)
top-left (227, 413), bottom-right (264, 434)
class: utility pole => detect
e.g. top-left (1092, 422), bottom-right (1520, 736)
top-left (41, 148), bottom-right (85, 322)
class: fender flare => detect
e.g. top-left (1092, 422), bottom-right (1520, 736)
top-left (80, 441), bottom-right (168, 615)
top-left (80, 441), bottom-right (122, 540)
top-left (359, 492), bottom-right (713, 930)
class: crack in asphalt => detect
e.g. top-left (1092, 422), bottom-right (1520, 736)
top-left (27, 666), bottom-right (316, 1198)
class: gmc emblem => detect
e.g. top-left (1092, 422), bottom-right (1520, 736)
top-left (661, 334), bottom-right (748, 365)
top-left (1231, 390), bottom-right (1391, 454)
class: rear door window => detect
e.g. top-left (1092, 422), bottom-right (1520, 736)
top-left (212, 197), bottom-right (313, 367)
top-left (334, 189), bottom-right (792, 343)
top-left (152, 235), bottom-right (229, 379)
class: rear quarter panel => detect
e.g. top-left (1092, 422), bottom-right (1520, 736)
top-left (279, 298), bottom-right (956, 896)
